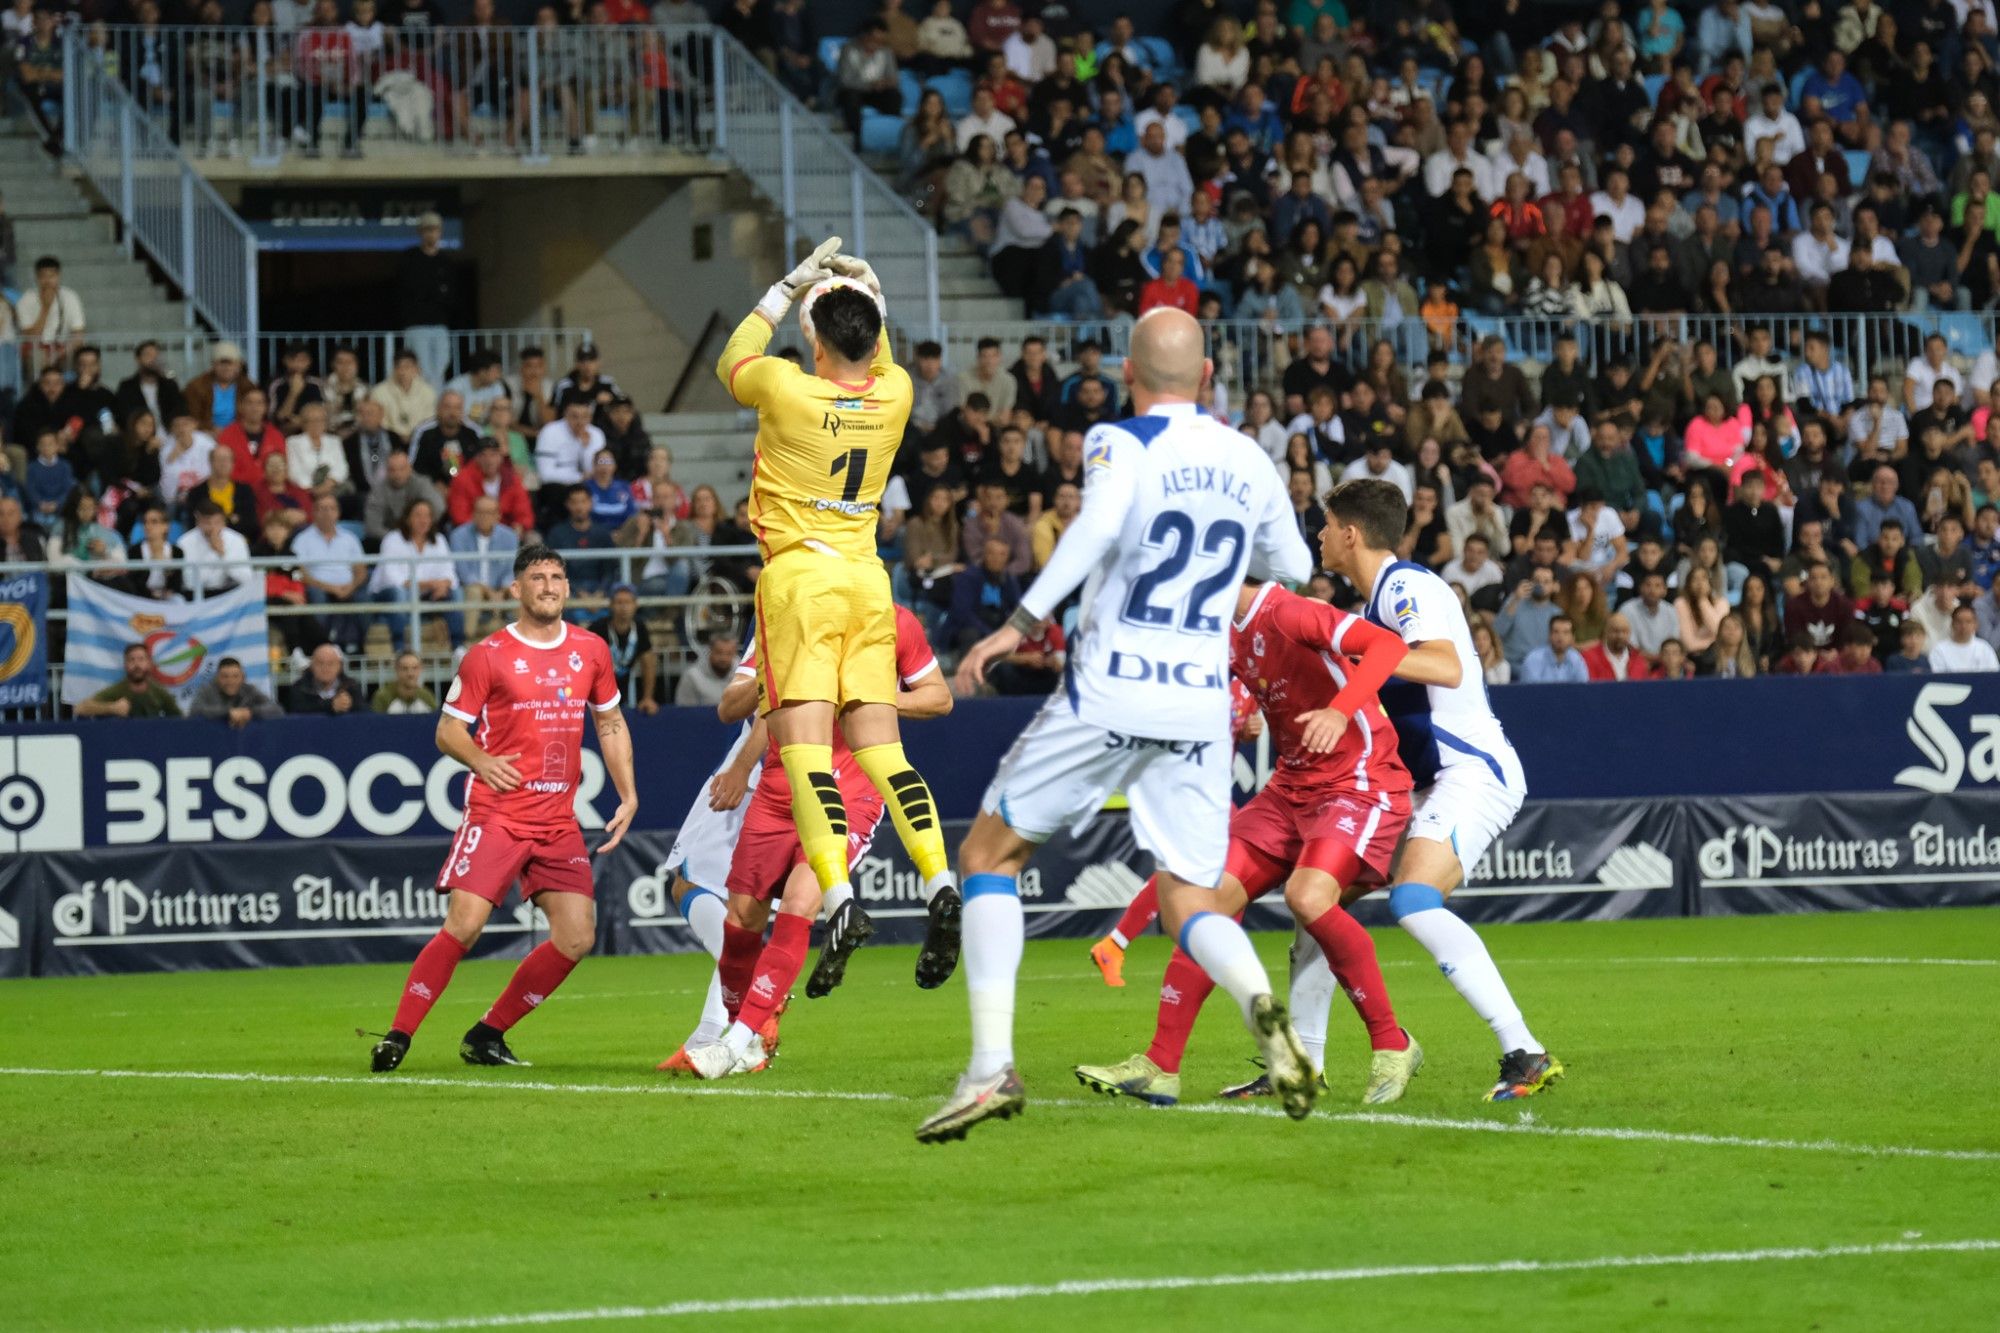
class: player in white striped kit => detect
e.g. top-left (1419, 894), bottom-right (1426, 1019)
top-left (916, 309), bottom-right (1318, 1142)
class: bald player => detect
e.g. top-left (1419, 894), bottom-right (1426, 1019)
top-left (916, 310), bottom-right (1317, 1142)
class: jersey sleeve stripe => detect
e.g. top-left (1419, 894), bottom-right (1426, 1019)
top-left (441, 703), bottom-right (478, 724)
top-left (727, 355), bottom-right (762, 390)
top-left (900, 655), bottom-right (940, 687)
top-left (592, 692), bottom-right (623, 713)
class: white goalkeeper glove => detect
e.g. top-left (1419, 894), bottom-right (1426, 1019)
top-left (823, 253), bottom-right (883, 298)
top-left (756, 236), bottom-right (844, 325)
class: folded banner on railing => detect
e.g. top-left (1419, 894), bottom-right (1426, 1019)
top-left (0, 573), bottom-right (50, 709)
top-left (61, 579), bottom-right (270, 708)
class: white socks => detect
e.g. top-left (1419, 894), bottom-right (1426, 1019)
top-left (1108, 928), bottom-right (1131, 949)
top-left (1398, 906), bottom-right (1541, 1054)
top-left (1287, 926), bottom-right (1336, 1075)
top-left (1180, 912), bottom-right (1272, 1028)
top-left (822, 880), bottom-right (853, 919)
top-left (963, 875), bottom-right (1023, 1080)
top-left (682, 890), bottom-right (730, 1047)
top-left (923, 869), bottom-right (956, 904)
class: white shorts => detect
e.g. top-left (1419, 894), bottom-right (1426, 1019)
top-left (668, 769), bottom-right (759, 892)
top-left (981, 696), bottom-right (1232, 886)
top-left (1405, 755), bottom-right (1527, 883)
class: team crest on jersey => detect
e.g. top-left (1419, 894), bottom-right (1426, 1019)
top-left (513, 658), bottom-right (529, 674)
top-left (1086, 436), bottom-right (1114, 469)
top-left (568, 651), bottom-right (583, 672)
top-left (1252, 632), bottom-right (1266, 658)
top-left (831, 396), bottom-right (866, 411)
top-left (1389, 580), bottom-right (1418, 629)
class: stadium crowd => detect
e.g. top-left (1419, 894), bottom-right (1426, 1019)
top-left (801, 0), bottom-right (2000, 681)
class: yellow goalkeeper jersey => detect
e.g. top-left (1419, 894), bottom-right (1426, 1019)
top-left (718, 313), bottom-right (913, 562)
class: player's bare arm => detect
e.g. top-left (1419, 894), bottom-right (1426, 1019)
top-left (435, 713), bottom-right (521, 794)
top-left (717, 672), bottom-right (761, 726)
top-left (709, 716), bottom-right (767, 811)
top-left (1394, 638), bottom-right (1464, 688)
top-left (898, 668), bottom-right (954, 719)
top-left (590, 704), bottom-right (640, 855)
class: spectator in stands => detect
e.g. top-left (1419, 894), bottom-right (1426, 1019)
top-left (909, 342), bottom-right (959, 433)
top-left (579, 583), bottom-right (653, 712)
top-left (396, 212), bottom-right (459, 385)
top-left (451, 494), bottom-right (520, 637)
top-left (1584, 612), bottom-right (1657, 681)
top-left (958, 340), bottom-right (1018, 421)
top-left (363, 448), bottom-right (445, 543)
top-left (1139, 245), bottom-right (1201, 313)
top-left (443, 349), bottom-right (507, 428)
top-left (1520, 614), bottom-right (1588, 683)
top-left (1494, 565), bottom-right (1561, 669)
top-left (408, 390), bottom-right (481, 484)
top-left (600, 395), bottom-right (650, 477)
top-left (507, 346), bottom-right (556, 432)
top-left (286, 400), bottom-right (351, 507)
top-left (675, 631), bottom-right (741, 707)
top-left (959, 478), bottom-right (1031, 574)
top-left (15, 9), bottom-right (61, 141)
top-left (584, 446), bottom-right (639, 529)
top-left (322, 346), bottom-right (370, 435)
top-left (535, 393), bottom-right (607, 525)
top-left (372, 651), bottom-right (438, 713)
top-left (371, 498), bottom-right (461, 651)
top-left (1852, 464), bottom-right (1923, 549)
top-left (15, 255), bottom-right (85, 371)
top-left (287, 643), bottom-right (363, 715)
top-left (548, 484), bottom-right (615, 598)
top-left (124, 503), bottom-right (182, 600)
top-left (113, 341), bottom-right (188, 434)
top-left (189, 656), bottom-right (282, 727)
top-left (1675, 565), bottom-right (1730, 654)
top-left (182, 343), bottom-right (247, 434)
top-left (947, 534), bottom-right (1024, 651)
top-left (177, 496), bottom-right (253, 594)
top-left (345, 396), bottom-right (405, 497)
top-left (266, 341), bottom-right (325, 437)
top-left (372, 349), bottom-right (439, 440)
top-left (252, 450), bottom-right (312, 532)
top-left (75, 643), bottom-right (181, 719)
top-left (448, 437), bottom-right (533, 532)
top-left (217, 386), bottom-right (286, 485)
top-left (293, 494), bottom-right (366, 652)
top-left (837, 21), bottom-right (903, 135)
top-left (1886, 621), bottom-right (1932, 674)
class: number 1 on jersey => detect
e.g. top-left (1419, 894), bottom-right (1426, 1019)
top-left (829, 447), bottom-right (867, 502)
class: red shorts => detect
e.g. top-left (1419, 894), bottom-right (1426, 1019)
top-left (436, 819), bottom-right (595, 905)
top-left (1224, 783), bottom-right (1412, 901)
top-left (726, 768), bottom-right (886, 902)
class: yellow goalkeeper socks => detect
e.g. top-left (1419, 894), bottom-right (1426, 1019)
top-left (778, 743), bottom-right (851, 893)
top-left (852, 743), bottom-right (953, 891)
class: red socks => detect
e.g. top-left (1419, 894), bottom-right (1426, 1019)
top-left (391, 930), bottom-right (467, 1035)
top-left (1143, 948), bottom-right (1216, 1074)
top-left (736, 913), bottom-right (810, 1032)
top-left (1302, 904), bottom-right (1407, 1052)
top-left (481, 941), bottom-right (579, 1032)
top-left (1111, 876), bottom-right (1162, 947)
top-left (717, 922), bottom-right (764, 1021)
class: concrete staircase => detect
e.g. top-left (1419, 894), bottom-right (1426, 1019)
top-left (643, 409), bottom-right (759, 507)
top-left (2, 112), bottom-right (192, 340)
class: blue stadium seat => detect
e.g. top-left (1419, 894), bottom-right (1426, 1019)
top-left (860, 107), bottom-right (902, 154)
top-left (1788, 67), bottom-right (1810, 106)
top-left (924, 70), bottom-right (973, 119)
top-left (337, 520), bottom-right (366, 545)
top-left (1843, 149), bottom-right (1872, 185)
top-left (1416, 67), bottom-right (1447, 100)
top-left (899, 68), bottom-right (921, 117)
top-left (1171, 104), bottom-right (1201, 133)
top-left (819, 36), bottom-right (846, 72)
top-left (1643, 73), bottom-right (1667, 105)
top-left (1937, 312), bottom-right (1994, 357)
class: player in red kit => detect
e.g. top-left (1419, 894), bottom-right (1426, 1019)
top-left (370, 544), bottom-right (639, 1072)
top-left (679, 604), bottom-right (951, 1079)
top-left (1075, 579), bottom-right (1425, 1106)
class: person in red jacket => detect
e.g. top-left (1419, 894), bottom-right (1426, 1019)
top-left (1138, 248), bottom-right (1201, 315)
top-left (1581, 613), bottom-right (1658, 681)
top-left (217, 386), bottom-right (286, 482)
top-left (447, 437), bottom-right (536, 532)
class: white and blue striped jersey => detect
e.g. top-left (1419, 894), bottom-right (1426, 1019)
top-left (1018, 402), bottom-right (1311, 742)
top-left (1362, 559), bottom-right (1525, 793)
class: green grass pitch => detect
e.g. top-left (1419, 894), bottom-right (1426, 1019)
top-left (5, 907), bottom-right (1999, 1331)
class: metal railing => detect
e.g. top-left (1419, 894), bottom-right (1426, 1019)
top-left (61, 31), bottom-right (260, 358)
top-left (72, 326), bottom-right (593, 388)
top-left (925, 310), bottom-right (2000, 407)
top-left (72, 22), bottom-right (714, 163)
top-left (689, 24), bottom-right (941, 336)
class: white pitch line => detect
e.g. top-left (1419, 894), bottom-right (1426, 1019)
top-left (198, 1238), bottom-right (2000, 1333)
top-left (5, 1066), bottom-right (1996, 1162)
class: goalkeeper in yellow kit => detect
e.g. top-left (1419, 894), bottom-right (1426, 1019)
top-left (717, 237), bottom-right (963, 991)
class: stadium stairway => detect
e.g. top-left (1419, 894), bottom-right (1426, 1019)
top-left (1, 111), bottom-right (194, 335)
top-left (642, 409), bottom-right (759, 504)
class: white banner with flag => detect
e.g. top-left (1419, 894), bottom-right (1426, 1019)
top-left (62, 579), bottom-right (272, 708)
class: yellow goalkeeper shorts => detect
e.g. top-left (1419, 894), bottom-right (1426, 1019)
top-left (753, 546), bottom-right (897, 712)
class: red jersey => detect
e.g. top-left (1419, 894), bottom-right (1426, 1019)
top-left (442, 622), bottom-right (621, 833)
top-left (1230, 584), bottom-right (1411, 800)
top-left (739, 604), bottom-right (940, 799)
